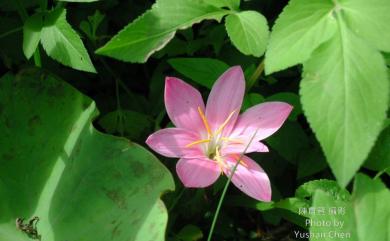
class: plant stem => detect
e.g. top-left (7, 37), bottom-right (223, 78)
top-left (374, 168), bottom-right (389, 179)
top-left (115, 77), bottom-right (124, 137)
top-left (207, 129), bottom-right (259, 241)
top-left (0, 27), bottom-right (22, 39)
top-left (247, 59), bottom-right (265, 92)
top-left (168, 188), bottom-right (185, 212)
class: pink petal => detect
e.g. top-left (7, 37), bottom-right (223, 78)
top-left (165, 77), bottom-right (206, 133)
top-left (221, 137), bottom-right (269, 155)
top-left (205, 66), bottom-right (245, 135)
top-left (146, 128), bottom-right (204, 158)
top-left (233, 102), bottom-right (292, 141)
top-left (223, 155), bottom-right (271, 201)
top-left (176, 158), bottom-right (221, 188)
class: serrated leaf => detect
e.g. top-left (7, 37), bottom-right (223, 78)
top-left (23, 13), bottom-right (43, 59)
top-left (295, 179), bottom-right (350, 202)
top-left (301, 25), bottom-right (389, 186)
top-left (206, 0), bottom-right (240, 10)
top-left (168, 57), bottom-right (229, 89)
top-left (310, 174), bottom-right (390, 241)
top-left (96, 0), bottom-right (229, 62)
top-left (265, 0), bottom-right (337, 74)
top-left (40, 8), bottom-right (96, 73)
top-left (341, 0), bottom-right (390, 52)
top-left (225, 10), bottom-right (269, 57)
top-left (0, 70), bottom-right (174, 241)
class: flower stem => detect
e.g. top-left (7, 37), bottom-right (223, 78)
top-left (247, 59), bottom-right (265, 92)
top-left (207, 129), bottom-right (259, 241)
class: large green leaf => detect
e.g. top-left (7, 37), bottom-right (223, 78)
top-left (268, 0), bottom-right (389, 186)
top-left (310, 174), bottom-right (390, 241)
top-left (341, 0), bottom-right (390, 52)
top-left (225, 10), bottom-right (269, 57)
top-left (301, 24), bottom-right (388, 186)
top-left (0, 70), bottom-right (174, 241)
top-left (40, 8), bottom-right (96, 73)
top-left (265, 0), bottom-right (337, 74)
top-left (96, 0), bottom-right (229, 62)
top-left (168, 57), bottom-right (229, 89)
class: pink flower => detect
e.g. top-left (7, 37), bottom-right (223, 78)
top-left (146, 66), bottom-right (292, 201)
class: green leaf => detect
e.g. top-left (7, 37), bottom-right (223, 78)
top-left (295, 179), bottom-right (350, 201)
top-left (297, 147), bottom-right (328, 179)
top-left (96, 0), bottom-right (229, 62)
top-left (40, 8), bottom-right (96, 73)
top-left (266, 121), bottom-right (309, 164)
top-left (341, 0), bottom-right (390, 52)
top-left (265, 0), bottom-right (337, 74)
top-left (225, 11), bottom-right (269, 57)
top-left (310, 174), bottom-right (390, 241)
top-left (265, 92), bottom-right (302, 121)
top-left (364, 123), bottom-right (390, 172)
top-left (0, 70), bottom-right (174, 241)
top-left (242, 93), bottom-right (264, 111)
top-left (206, 0), bottom-right (240, 10)
top-left (168, 58), bottom-right (229, 89)
top-left (301, 24), bottom-right (389, 186)
top-left (23, 13), bottom-right (43, 59)
top-left (176, 224), bottom-right (203, 241)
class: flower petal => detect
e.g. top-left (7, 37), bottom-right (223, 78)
top-left (205, 66), bottom-right (245, 135)
top-left (221, 138), bottom-right (269, 155)
top-left (233, 102), bottom-right (292, 141)
top-left (176, 158), bottom-right (221, 188)
top-left (146, 128), bottom-right (204, 158)
top-left (165, 77), bottom-right (206, 133)
top-left (223, 155), bottom-right (271, 201)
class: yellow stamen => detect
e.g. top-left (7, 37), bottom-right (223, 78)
top-left (214, 109), bottom-right (237, 135)
top-left (198, 107), bottom-right (212, 136)
top-left (185, 138), bottom-right (211, 148)
top-left (215, 148), bottom-right (227, 172)
top-left (231, 154), bottom-right (248, 168)
top-left (220, 137), bottom-right (244, 144)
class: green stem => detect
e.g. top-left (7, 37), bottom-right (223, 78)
top-left (168, 188), bottom-right (185, 212)
top-left (247, 59), bottom-right (265, 92)
top-left (115, 78), bottom-right (124, 137)
top-left (207, 129), bottom-right (259, 241)
top-left (374, 168), bottom-right (389, 180)
top-left (0, 26), bottom-right (22, 39)
top-left (33, 50), bottom-right (42, 67)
